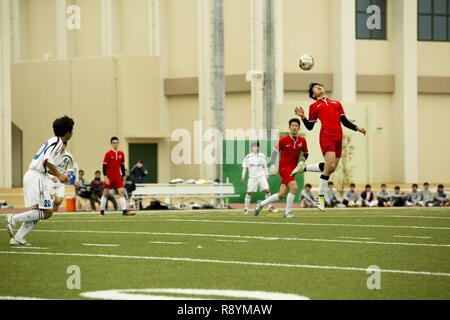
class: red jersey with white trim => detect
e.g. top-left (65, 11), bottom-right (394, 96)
top-left (103, 149), bottom-right (125, 179)
top-left (274, 135), bottom-right (308, 170)
top-left (309, 97), bottom-right (345, 137)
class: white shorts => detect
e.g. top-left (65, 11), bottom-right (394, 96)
top-left (46, 177), bottom-right (65, 198)
top-left (247, 176), bottom-right (269, 193)
top-left (23, 170), bottom-right (53, 209)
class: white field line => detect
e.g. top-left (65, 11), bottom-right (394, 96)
top-left (216, 239), bottom-right (249, 243)
top-left (149, 241), bottom-right (185, 245)
top-left (158, 218), bottom-right (450, 231)
top-left (1, 228), bottom-right (449, 248)
top-left (337, 236), bottom-right (373, 240)
top-left (14, 246), bottom-right (49, 250)
top-left (82, 243), bottom-right (119, 247)
top-left (393, 235), bottom-right (432, 240)
top-left (1, 250), bottom-right (450, 278)
top-left (389, 215), bottom-right (450, 220)
top-left (0, 296), bottom-right (50, 300)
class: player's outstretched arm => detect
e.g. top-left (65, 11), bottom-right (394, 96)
top-left (295, 107), bottom-right (315, 131)
top-left (46, 162), bottom-right (68, 184)
top-left (340, 115), bottom-right (366, 135)
top-left (270, 149), bottom-right (279, 175)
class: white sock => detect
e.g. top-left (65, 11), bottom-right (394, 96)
top-left (100, 196), bottom-right (107, 210)
top-left (264, 194), bottom-right (273, 209)
top-left (244, 195), bottom-right (251, 210)
top-left (12, 210), bottom-right (44, 224)
top-left (260, 194), bottom-right (279, 207)
top-left (119, 197), bottom-right (127, 211)
top-left (286, 193), bottom-right (295, 213)
top-left (319, 176), bottom-right (329, 196)
top-left (306, 163), bottom-right (323, 173)
top-left (15, 221), bottom-right (38, 240)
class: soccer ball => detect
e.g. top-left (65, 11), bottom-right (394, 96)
top-left (299, 54), bottom-right (314, 71)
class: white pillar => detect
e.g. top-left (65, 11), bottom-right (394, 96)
top-left (56, 0), bottom-right (67, 59)
top-left (198, 0), bottom-right (225, 180)
top-left (248, 0), bottom-right (264, 135)
top-left (330, 0), bottom-right (356, 103)
top-left (101, 0), bottom-right (113, 56)
top-left (391, 0), bottom-right (418, 183)
top-left (11, 0), bottom-right (21, 62)
top-left (148, 0), bottom-right (160, 56)
top-left (0, 0), bottom-right (13, 188)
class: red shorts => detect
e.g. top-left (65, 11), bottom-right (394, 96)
top-left (104, 177), bottom-right (124, 190)
top-left (320, 134), bottom-right (343, 158)
top-left (279, 167), bottom-right (296, 186)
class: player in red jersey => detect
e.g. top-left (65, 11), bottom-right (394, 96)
top-left (254, 118), bottom-right (309, 218)
top-left (292, 83), bottom-right (366, 211)
top-left (100, 137), bottom-right (135, 216)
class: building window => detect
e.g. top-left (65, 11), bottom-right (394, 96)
top-left (356, 0), bottom-right (387, 40)
top-left (418, 0), bottom-right (450, 41)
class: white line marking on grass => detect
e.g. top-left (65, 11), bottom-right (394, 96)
top-left (3, 228), bottom-right (449, 248)
top-left (14, 246), bottom-right (49, 250)
top-left (159, 218), bottom-right (450, 231)
top-left (1, 250), bottom-right (450, 278)
top-left (393, 235), bottom-right (432, 239)
top-left (216, 239), bottom-right (249, 243)
top-left (337, 236), bottom-right (373, 240)
top-left (390, 215), bottom-right (450, 220)
top-left (149, 241), bottom-right (184, 245)
top-left (82, 243), bottom-right (119, 247)
top-left (0, 296), bottom-right (49, 300)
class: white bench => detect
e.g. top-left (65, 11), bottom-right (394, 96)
top-left (131, 183), bottom-right (240, 210)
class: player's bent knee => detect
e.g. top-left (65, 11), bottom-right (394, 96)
top-left (42, 209), bottom-right (53, 219)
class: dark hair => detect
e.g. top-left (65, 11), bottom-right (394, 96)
top-left (78, 169), bottom-right (84, 175)
top-left (305, 183), bottom-right (312, 188)
top-left (53, 115), bottom-right (74, 137)
top-left (438, 184), bottom-right (444, 189)
top-left (308, 82), bottom-right (323, 100)
top-left (412, 183), bottom-right (418, 188)
top-left (328, 181), bottom-right (334, 186)
top-left (381, 184), bottom-right (387, 187)
top-left (395, 186), bottom-right (400, 190)
top-left (250, 141), bottom-right (260, 148)
top-left (95, 170), bottom-right (101, 175)
top-left (110, 136), bottom-right (119, 144)
top-left (350, 183), bottom-right (356, 188)
top-left (365, 184), bottom-right (371, 189)
top-left (424, 182), bottom-right (429, 186)
top-left (289, 118), bottom-right (301, 126)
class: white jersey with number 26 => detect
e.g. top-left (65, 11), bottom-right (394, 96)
top-left (28, 136), bottom-right (64, 174)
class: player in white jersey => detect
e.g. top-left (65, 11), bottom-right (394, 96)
top-left (5, 116), bottom-right (75, 246)
top-left (241, 141), bottom-right (277, 214)
top-left (46, 141), bottom-right (79, 211)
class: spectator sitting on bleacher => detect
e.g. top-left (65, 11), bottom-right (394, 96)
top-left (361, 184), bottom-right (378, 207)
top-left (433, 184), bottom-right (449, 207)
top-left (406, 183), bottom-right (421, 207)
top-left (300, 184), bottom-right (317, 208)
top-left (391, 186), bottom-right (406, 207)
top-left (376, 184), bottom-right (390, 207)
top-left (325, 181), bottom-right (340, 208)
top-left (75, 169), bottom-right (96, 211)
top-left (343, 183), bottom-right (362, 207)
top-left (91, 170), bottom-right (118, 211)
top-left (419, 182), bottom-right (434, 207)
top-left (124, 169), bottom-right (136, 198)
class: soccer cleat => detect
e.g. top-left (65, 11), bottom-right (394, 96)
top-left (123, 210), bottom-right (136, 216)
top-left (316, 195), bottom-right (325, 212)
top-left (268, 207), bottom-right (278, 213)
top-left (100, 210), bottom-right (105, 216)
top-left (243, 209), bottom-right (248, 215)
top-left (5, 214), bottom-right (15, 238)
top-left (290, 161), bottom-right (306, 177)
top-left (10, 237), bottom-right (31, 247)
top-left (254, 200), bottom-right (263, 216)
top-left (284, 212), bottom-right (295, 219)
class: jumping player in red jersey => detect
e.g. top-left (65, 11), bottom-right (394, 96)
top-left (254, 118), bottom-right (309, 218)
top-left (291, 83), bottom-right (366, 211)
top-left (100, 137), bottom-right (135, 216)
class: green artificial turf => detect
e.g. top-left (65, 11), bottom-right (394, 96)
top-left (1, 208), bottom-right (449, 300)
